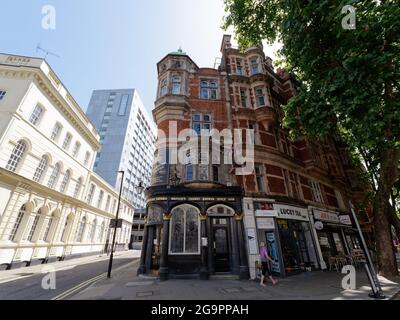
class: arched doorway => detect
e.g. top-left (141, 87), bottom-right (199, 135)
top-left (207, 205), bottom-right (235, 273)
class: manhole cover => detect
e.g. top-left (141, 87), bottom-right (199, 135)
top-left (137, 291), bottom-right (153, 297)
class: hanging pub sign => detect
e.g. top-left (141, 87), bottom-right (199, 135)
top-left (273, 204), bottom-right (309, 221)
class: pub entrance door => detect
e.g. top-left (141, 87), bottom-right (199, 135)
top-left (212, 218), bottom-right (231, 272)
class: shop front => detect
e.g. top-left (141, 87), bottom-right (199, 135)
top-left (254, 203), bottom-right (319, 277)
top-left (137, 184), bottom-right (249, 281)
top-left (310, 208), bottom-right (359, 269)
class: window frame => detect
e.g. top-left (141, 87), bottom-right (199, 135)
top-left (6, 140), bottom-right (27, 172)
top-left (0, 90), bottom-right (6, 101)
top-left (50, 122), bottom-right (62, 141)
top-left (199, 79), bottom-right (218, 100)
top-left (32, 155), bottom-right (49, 183)
top-left (169, 205), bottom-right (201, 255)
top-left (29, 104), bottom-right (44, 126)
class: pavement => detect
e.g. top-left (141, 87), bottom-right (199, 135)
top-left (0, 250), bottom-right (140, 300)
top-left (69, 264), bottom-right (400, 300)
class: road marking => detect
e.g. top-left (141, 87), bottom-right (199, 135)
top-left (51, 259), bottom-right (139, 300)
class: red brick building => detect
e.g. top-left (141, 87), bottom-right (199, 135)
top-left (138, 36), bottom-right (371, 280)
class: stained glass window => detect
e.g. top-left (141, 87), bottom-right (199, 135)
top-left (169, 206), bottom-right (199, 254)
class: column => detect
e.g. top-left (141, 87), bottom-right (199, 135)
top-left (137, 218), bottom-right (149, 275)
top-left (235, 213), bottom-right (249, 280)
top-left (159, 212), bottom-right (171, 281)
top-left (144, 226), bottom-right (154, 272)
top-left (199, 213), bottom-right (209, 280)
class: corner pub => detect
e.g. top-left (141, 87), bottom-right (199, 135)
top-left (137, 35), bottom-right (372, 280)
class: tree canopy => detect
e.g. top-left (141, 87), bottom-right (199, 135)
top-left (223, 0), bottom-right (400, 275)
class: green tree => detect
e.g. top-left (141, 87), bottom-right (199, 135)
top-left (223, 0), bottom-right (400, 276)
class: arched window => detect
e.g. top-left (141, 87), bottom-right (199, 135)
top-left (87, 184), bottom-right (96, 205)
top-left (73, 177), bottom-right (83, 198)
top-left (33, 155), bottom-right (49, 182)
top-left (59, 169), bottom-right (71, 193)
top-left (90, 219), bottom-right (97, 242)
top-left (99, 221), bottom-right (105, 242)
top-left (97, 190), bottom-right (104, 209)
top-left (47, 163), bottom-right (61, 189)
top-left (9, 205), bottom-right (26, 241)
top-left (172, 76), bottom-right (181, 95)
top-left (169, 205), bottom-right (200, 254)
top-left (105, 195), bottom-right (111, 212)
top-left (6, 140), bottom-right (27, 172)
top-left (76, 216), bottom-right (87, 242)
top-left (42, 213), bottom-right (54, 242)
top-left (84, 151), bottom-right (91, 166)
top-left (27, 209), bottom-right (43, 242)
top-left (29, 105), bottom-right (43, 125)
top-left (61, 214), bottom-right (73, 242)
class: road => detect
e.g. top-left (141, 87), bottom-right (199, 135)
top-left (0, 252), bottom-right (138, 300)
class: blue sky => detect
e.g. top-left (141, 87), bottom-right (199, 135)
top-left (1, 0), bottom-right (279, 118)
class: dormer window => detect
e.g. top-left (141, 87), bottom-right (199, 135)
top-left (200, 80), bottom-right (218, 100)
top-left (160, 78), bottom-right (167, 97)
top-left (172, 76), bottom-right (181, 95)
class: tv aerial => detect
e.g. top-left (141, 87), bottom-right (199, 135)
top-left (36, 44), bottom-right (60, 59)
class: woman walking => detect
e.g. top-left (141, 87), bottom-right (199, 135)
top-left (259, 242), bottom-right (278, 286)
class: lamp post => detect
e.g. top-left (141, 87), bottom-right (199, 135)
top-left (107, 170), bottom-right (124, 278)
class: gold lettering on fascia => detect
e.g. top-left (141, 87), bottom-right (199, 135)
top-left (171, 197), bottom-right (186, 201)
top-left (187, 197), bottom-right (201, 201)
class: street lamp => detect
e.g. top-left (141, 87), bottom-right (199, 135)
top-left (107, 170), bottom-right (124, 278)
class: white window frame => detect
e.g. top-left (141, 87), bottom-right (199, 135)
top-left (171, 75), bottom-right (181, 95)
top-left (6, 140), bottom-right (27, 172)
top-left (29, 105), bottom-right (44, 125)
top-left (32, 155), bottom-right (49, 182)
top-left (50, 122), bottom-right (62, 141)
top-left (72, 141), bottom-right (81, 158)
top-left (310, 180), bottom-right (324, 203)
top-left (62, 133), bottom-right (72, 150)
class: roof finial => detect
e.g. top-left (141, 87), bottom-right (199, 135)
top-left (178, 46), bottom-right (183, 53)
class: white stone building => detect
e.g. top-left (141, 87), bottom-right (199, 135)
top-left (0, 54), bottom-right (133, 269)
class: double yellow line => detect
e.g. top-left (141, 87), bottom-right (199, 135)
top-left (51, 259), bottom-right (138, 300)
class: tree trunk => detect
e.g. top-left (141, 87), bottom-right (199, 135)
top-left (374, 148), bottom-right (399, 276)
